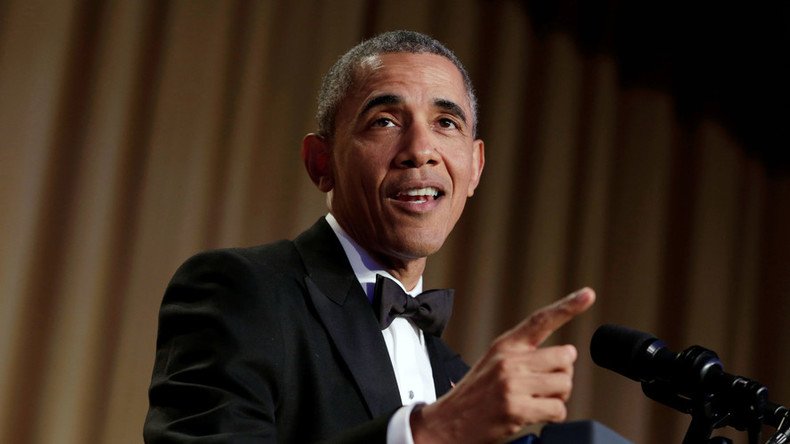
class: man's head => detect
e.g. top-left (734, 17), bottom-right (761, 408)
top-left (302, 31), bottom-right (485, 279)
top-left (315, 30), bottom-right (479, 140)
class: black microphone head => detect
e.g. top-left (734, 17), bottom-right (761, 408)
top-left (590, 324), bottom-right (663, 382)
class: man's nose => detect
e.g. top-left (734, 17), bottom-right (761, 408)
top-left (394, 124), bottom-right (440, 168)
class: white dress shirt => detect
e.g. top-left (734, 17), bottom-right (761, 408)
top-left (326, 214), bottom-right (435, 444)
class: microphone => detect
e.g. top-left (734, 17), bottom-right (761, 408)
top-left (590, 324), bottom-right (788, 432)
top-left (590, 324), bottom-right (677, 385)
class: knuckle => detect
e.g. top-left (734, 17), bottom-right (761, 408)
top-left (544, 399), bottom-right (568, 423)
top-left (527, 310), bottom-right (549, 330)
top-left (497, 372), bottom-right (515, 395)
top-left (563, 377), bottom-right (574, 393)
top-left (553, 402), bottom-right (568, 422)
top-left (491, 335), bottom-right (514, 353)
top-left (560, 378), bottom-right (573, 399)
top-left (501, 399), bottom-right (523, 425)
top-left (563, 344), bottom-right (578, 363)
top-left (493, 355), bottom-right (515, 376)
top-left (504, 422), bottom-right (523, 436)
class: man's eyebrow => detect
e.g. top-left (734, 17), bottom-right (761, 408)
top-left (434, 98), bottom-right (468, 125)
top-left (360, 94), bottom-right (402, 116)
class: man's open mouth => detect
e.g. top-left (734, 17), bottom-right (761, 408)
top-left (394, 187), bottom-right (443, 204)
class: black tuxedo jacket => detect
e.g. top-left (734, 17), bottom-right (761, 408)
top-left (144, 218), bottom-right (469, 443)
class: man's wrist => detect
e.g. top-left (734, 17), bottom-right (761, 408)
top-left (410, 402), bottom-right (446, 444)
top-left (387, 403), bottom-right (423, 444)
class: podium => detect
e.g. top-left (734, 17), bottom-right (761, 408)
top-left (510, 421), bottom-right (633, 444)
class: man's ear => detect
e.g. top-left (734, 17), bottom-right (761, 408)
top-left (467, 139), bottom-right (485, 197)
top-left (301, 133), bottom-right (334, 192)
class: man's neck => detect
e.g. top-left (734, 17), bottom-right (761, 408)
top-left (375, 258), bottom-right (425, 292)
top-left (324, 213), bottom-right (425, 292)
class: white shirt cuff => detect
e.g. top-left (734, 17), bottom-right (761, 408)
top-left (386, 403), bottom-right (424, 444)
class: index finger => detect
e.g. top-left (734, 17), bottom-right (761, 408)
top-left (504, 287), bottom-right (596, 347)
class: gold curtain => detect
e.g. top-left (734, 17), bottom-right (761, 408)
top-left (1, 1), bottom-right (787, 443)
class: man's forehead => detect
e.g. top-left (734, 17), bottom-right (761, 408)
top-left (349, 52), bottom-right (470, 107)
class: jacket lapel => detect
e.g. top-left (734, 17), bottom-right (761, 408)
top-left (425, 335), bottom-right (453, 397)
top-left (426, 334), bottom-right (470, 398)
top-left (294, 219), bottom-right (402, 418)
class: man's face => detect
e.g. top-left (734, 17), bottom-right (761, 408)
top-left (325, 52), bottom-right (484, 268)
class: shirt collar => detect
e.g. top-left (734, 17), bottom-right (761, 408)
top-left (325, 213), bottom-right (423, 302)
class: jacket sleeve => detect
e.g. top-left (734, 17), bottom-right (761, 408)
top-left (143, 249), bottom-right (395, 443)
top-left (144, 249), bottom-right (284, 443)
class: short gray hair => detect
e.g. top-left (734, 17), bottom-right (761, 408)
top-left (315, 30), bottom-right (478, 138)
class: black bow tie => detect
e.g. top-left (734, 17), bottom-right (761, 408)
top-left (373, 274), bottom-right (454, 336)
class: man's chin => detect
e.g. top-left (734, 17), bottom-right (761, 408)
top-left (386, 237), bottom-right (446, 262)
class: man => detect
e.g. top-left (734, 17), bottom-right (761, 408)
top-left (144, 30), bottom-right (595, 443)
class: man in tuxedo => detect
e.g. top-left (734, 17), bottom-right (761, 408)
top-left (144, 30), bottom-right (595, 443)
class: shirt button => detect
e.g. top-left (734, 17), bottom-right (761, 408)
top-left (408, 390), bottom-right (414, 400)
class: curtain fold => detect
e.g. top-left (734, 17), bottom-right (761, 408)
top-left (0, 1), bottom-right (786, 443)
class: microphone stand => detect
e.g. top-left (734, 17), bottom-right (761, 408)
top-left (641, 381), bottom-right (733, 444)
top-left (590, 325), bottom-right (788, 444)
top-left (766, 406), bottom-right (790, 444)
top-left (641, 365), bottom-right (787, 444)
top-left (640, 346), bottom-right (774, 444)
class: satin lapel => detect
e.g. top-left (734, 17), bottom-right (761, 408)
top-left (425, 335), bottom-right (453, 397)
top-left (294, 219), bottom-right (402, 418)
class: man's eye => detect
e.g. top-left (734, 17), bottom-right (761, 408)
top-left (372, 117), bottom-right (396, 127)
top-left (438, 118), bottom-right (458, 129)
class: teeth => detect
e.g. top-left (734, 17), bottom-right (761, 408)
top-left (401, 187), bottom-right (439, 197)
